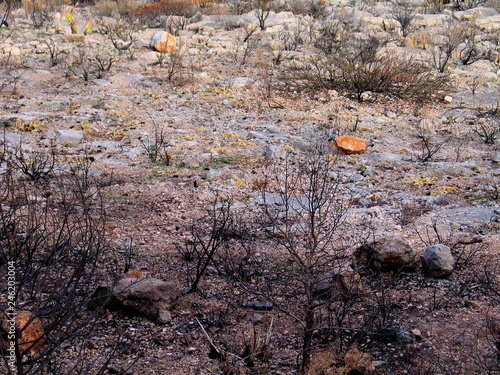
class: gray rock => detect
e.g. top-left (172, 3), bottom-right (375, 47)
top-left (0, 132), bottom-right (22, 145)
top-left (47, 129), bottom-right (84, 145)
top-left (358, 236), bottom-right (417, 271)
top-left (491, 152), bottom-right (500, 163)
top-left (368, 152), bottom-right (404, 163)
top-left (229, 77), bottom-right (250, 88)
top-left (422, 244), bottom-right (455, 278)
top-left (246, 302), bottom-right (274, 311)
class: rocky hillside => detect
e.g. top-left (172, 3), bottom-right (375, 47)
top-left (0, 0), bottom-right (500, 373)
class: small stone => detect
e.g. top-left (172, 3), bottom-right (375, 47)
top-left (251, 314), bottom-right (264, 324)
top-left (246, 302), bottom-right (274, 311)
top-left (443, 95), bottom-right (453, 103)
top-left (411, 329), bottom-right (422, 340)
top-left (332, 136), bottom-right (366, 155)
top-left (491, 152), bottom-right (500, 163)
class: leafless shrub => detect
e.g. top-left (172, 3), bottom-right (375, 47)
top-left (430, 22), bottom-right (467, 73)
top-left (134, 0), bottom-right (198, 28)
top-left (239, 145), bottom-right (367, 373)
top-left (0, 58), bottom-right (21, 95)
top-left (97, 19), bottom-right (139, 59)
top-left (279, 34), bottom-right (447, 101)
top-left (458, 24), bottom-right (488, 65)
top-left (473, 109), bottom-right (500, 144)
top-left (4, 143), bottom-right (55, 182)
top-left (43, 37), bottom-right (68, 68)
top-left (22, 0), bottom-right (64, 29)
top-left (232, 25), bottom-right (261, 65)
top-left (0, 155), bottom-right (126, 374)
top-left (413, 123), bottom-right (446, 162)
top-left (164, 15), bottom-right (191, 35)
top-left (452, 0), bottom-right (488, 10)
top-left (93, 0), bottom-right (140, 20)
top-left (399, 201), bottom-right (433, 226)
top-left (0, 0), bottom-right (14, 30)
top-left (65, 44), bottom-right (118, 81)
top-left (422, 0), bottom-right (445, 14)
top-left (138, 114), bottom-right (171, 165)
top-left (285, 0), bottom-right (328, 19)
top-left (391, 0), bottom-right (415, 38)
top-left (176, 195), bottom-right (234, 294)
top-left (254, 0), bottom-right (272, 30)
top-left (277, 17), bottom-right (310, 52)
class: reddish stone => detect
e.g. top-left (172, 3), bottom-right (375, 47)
top-left (334, 136), bottom-right (366, 154)
top-left (1, 310), bottom-right (45, 356)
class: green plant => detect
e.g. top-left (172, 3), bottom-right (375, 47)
top-left (61, 6), bottom-right (78, 34)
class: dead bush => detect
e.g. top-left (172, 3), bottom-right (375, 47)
top-left (278, 35), bottom-right (448, 102)
top-left (391, 0), bottom-right (416, 38)
top-left (134, 0), bottom-right (198, 27)
top-left (22, 0), bottom-right (65, 29)
top-left (65, 43), bottom-right (118, 81)
top-left (452, 0), bottom-right (488, 10)
top-left (430, 22), bottom-right (467, 73)
top-left (0, 151), bottom-right (127, 374)
top-left (93, 0), bottom-right (141, 20)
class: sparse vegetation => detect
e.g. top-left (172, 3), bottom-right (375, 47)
top-left (0, 1), bottom-right (499, 374)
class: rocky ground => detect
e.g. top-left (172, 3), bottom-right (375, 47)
top-left (1, 0), bottom-right (500, 374)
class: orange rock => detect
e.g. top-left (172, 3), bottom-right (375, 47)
top-left (1, 310), bottom-right (45, 356)
top-left (333, 136), bottom-right (366, 154)
top-left (151, 32), bottom-right (176, 53)
top-left (121, 270), bottom-right (143, 279)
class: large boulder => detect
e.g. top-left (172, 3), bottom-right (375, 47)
top-left (150, 31), bottom-right (176, 53)
top-left (112, 278), bottom-right (180, 323)
top-left (89, 277), bottom-right (181, 324)
top-left (421, 244), bottom-right (455, 278)
top-left (358, 236), bottom-right (417, 271)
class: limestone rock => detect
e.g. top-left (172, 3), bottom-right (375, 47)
top-left (358, 236), bottom-right (417, 271)
top-left (54, 129), bottom-right (84, 145)
top-left (150, 31), bottom-right (176, 53)
top-left (422, 244), bottom-right (455, 278)
top-left (332, 135), bottom-right (366, 155)
top-left (1, 310), bottom-right (45, 356)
